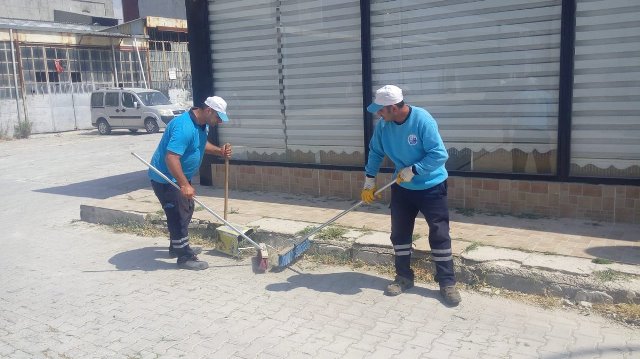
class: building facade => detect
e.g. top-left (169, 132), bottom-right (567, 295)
top-left (188, 0), bottom-right (639, 223)
top-left (1, 0), bottom-right (191, 136)
top-left (0, 18), bottom-right (149, 135)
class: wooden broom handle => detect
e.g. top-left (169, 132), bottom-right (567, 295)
top-left (224, 156), bottom-right (229, 220)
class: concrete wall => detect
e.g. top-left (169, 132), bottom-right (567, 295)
top-left (5, 0), bottom-right (114, 22)
top-left (8, 93), bottom-right (92, 135)
top-left (0, 99), bottom-right (21, 138)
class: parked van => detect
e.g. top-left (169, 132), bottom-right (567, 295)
top-left (90, 88), bottom-right (188, 135)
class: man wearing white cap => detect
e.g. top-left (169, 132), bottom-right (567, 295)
top-left (148, 96), bottom-right (232, 270)
top-left (362, 85), bottom-right (461, 306)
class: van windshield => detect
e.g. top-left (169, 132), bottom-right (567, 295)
top-left (137, 91), bottom-right (171, 106)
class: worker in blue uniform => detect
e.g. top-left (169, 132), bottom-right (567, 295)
top-left (149, 96), bottom-right (231, 270)
top-left (361, 85), bottom-right (461, 306)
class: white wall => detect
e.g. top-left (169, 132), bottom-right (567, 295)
top-left (0, 93), bottom-right (92, 136)
top-left (0, 99), bottom-right (20, 137)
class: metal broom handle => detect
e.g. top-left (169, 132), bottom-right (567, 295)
top-left (297, 179), bottom-right (396, 242)
top-left (131, 152), bottom-right (262, 250)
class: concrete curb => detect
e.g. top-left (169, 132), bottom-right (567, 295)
top-left (81, 204), bottom-right (640, 304)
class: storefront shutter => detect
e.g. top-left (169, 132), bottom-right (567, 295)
top-left (280, 0), bottom-right (364, 157)
top-left (208, 0), bottom-right (286, 156)
top-left (370, 0), bottom-right (562, 173)
top-left (571, 0), bottom-right (640, 177)
top-left (209, 0), bottom-right (364, 164)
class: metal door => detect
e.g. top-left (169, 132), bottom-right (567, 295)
top-left (120, 91), bottom-right (143, 127)
top-left (104, 91), bottom-right (122, 127)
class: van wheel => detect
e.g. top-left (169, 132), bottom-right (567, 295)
top-left (144, 118), bottom-right (159, 133)
top-left (97, 119), bottom-right (111, 135)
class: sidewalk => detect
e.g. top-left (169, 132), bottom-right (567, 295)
top-left (80, 183), bottom-right (640, 304)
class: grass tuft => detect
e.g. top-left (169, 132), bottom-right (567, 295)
top-left (315, 226), bottom-right (348, 241)
top-left (13, 120), bottom-right (32, 139)
top-left (592, 258), bottom-right (613, 265)
top-left (463, 241), bottom-right (481, 253)
top-left (593, 269), bottom-right (628, 282)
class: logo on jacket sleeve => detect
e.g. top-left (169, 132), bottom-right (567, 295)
top-left (407, 134), bottom-right (418, 145)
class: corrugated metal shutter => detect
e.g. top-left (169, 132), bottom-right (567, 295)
top-left (280, 0), bottom-right (363, 154)
top-left (208, 0), bottom-right (286, 154)
top-left (571, 0), bottom-right (640, 175)
top-left (209, 0), bottom-right (364, 162)
top-left (370, 0), bottom-right (561, 156)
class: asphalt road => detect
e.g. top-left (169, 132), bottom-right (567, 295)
top-left (0, 130), bottom-right (638, 358)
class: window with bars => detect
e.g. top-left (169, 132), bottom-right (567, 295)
top-left (20, 46), bottom-right (49, 94)
top-left (0, 42), bottom-right (17, 100)
top-left (149, 39), bottom-right (191, 100)
top-left (116, 50), bottom-right (147, 88)
top-left (17, 45), bottom-right (152, 94)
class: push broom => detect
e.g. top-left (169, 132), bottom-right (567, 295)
top-left (131, 152), bottom-right (270, 272)
top-left (276, 179), bottom-right (396, 268)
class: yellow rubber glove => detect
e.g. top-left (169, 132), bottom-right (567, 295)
top-left (396, 166), bottom-right (415, 184)
top-left (361, 176), bottom-right (380, 204)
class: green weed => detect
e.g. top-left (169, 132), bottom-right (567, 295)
top-left (463, 242), bottom-right (481, 253)
top-left (315, 226), bottom-right (348, 241)
top-left (592, 258), bottom-right (613, 265)
top-left (593, 269), bottom-right (628, 282)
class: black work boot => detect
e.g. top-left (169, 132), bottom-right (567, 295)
top-left (385, 275), bottom-right (414, 296)
top-left (169, 246), bottom-right (202, 258)
top-left (177, 255), bottom-right (208, 270)
top-left (440, 285), bottom-right (461, 306)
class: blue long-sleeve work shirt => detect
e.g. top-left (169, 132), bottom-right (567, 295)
top-left (365, 106), bottom-right (448, 190)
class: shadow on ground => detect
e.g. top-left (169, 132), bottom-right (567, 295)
top-left (586, 246), bottom-right (640, 265)
top-left (265, 271), bottom-right (442, 301)
top-left (108, 246), bottom-right (176, 271)
top-left (34, 170), bottom-right (149, 199)
top-left (541, 346), bottom-right (640, 359)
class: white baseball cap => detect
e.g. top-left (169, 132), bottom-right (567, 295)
top-left (366, 85), bottom-right (404, 113)
top-left (204, 96), bottom-right (229, 122)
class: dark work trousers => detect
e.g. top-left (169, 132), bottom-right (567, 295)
top-left (151, 180), bottom-right (197, 263)
top-left (390, 180), bottom-right (456, 287)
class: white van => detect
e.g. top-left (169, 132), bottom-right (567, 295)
top-left (90, 88), bottom-right (187, 135)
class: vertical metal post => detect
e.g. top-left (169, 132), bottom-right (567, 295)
top-left (111, 42), bottom-right (120, 87)
top-left (360, 0), bottom-right (373, 163)
top-left (145, 41), bottom-right (152, 89)
top-left (11, 31), bottom-right (29, 126)
top-left (186, 0), bottom-right (216, 186)
top-left (42, 45), bottom-right (57, 131)
top-left (9, 29), bottom-right (23, 124)
top-left (133, 37), bottom-right (148, 88)
top-left (556, 0), bottom-right (577, 180)
top-left (68, 47), bottom-right (78, 129)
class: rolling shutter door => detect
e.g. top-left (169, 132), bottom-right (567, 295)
top-left (209, 0), bottom-right (286, 155)
top-left (280, 0), bottom-right (364, 156)
top-left (571, 0), bottom-right (640, 177)
top-left (371, 0), bottom-right (562, 172)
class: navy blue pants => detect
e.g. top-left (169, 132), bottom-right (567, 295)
top-left (390, 181), bottom-right (456, 287)
top-left (151, 180), bottom-right (198, 263)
